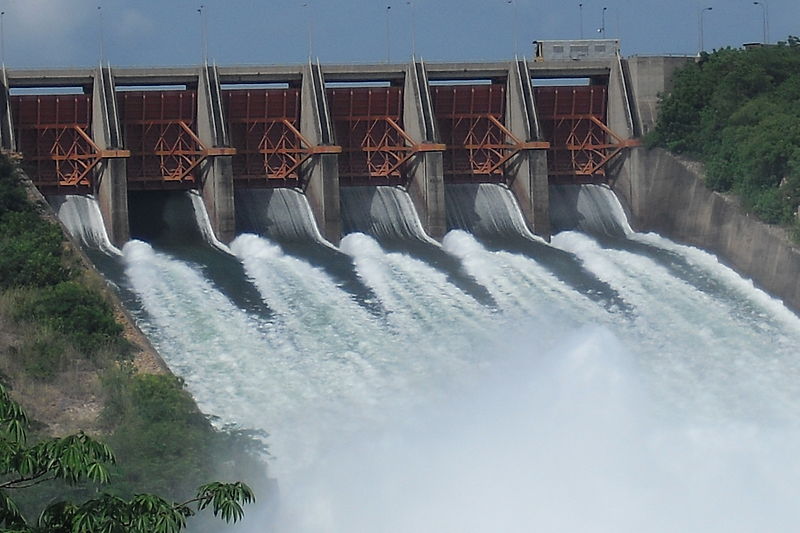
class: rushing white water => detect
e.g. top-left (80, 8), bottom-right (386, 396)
top-left (50, 194), bottom-right (121, 255)
top-left (340, 186), bottom-right (438, 244)
top-left (550, 183), bottom-right (634, 236)
top-left (80, 180), bottom-right (800, 532)
top-left (235, 188), bottom-right (333, 246)
top-left (188, 190), bottom-right (232, 253)
top-left (446, 182), bottom-right (544, 241)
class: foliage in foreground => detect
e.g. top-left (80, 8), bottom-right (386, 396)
top-left (0, 152), bottom-right (269, 526)
top-left (0, 383), bottom-right (254, 532)
top-left (648, 37), bottom-right (800, 233)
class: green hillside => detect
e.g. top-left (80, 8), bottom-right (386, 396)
top-left (648, 37), bottom-right (800, 237)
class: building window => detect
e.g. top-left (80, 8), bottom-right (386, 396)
top-left (570, 45), bottom-right (589, 56)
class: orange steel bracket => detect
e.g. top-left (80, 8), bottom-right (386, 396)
top-left (365, 116), bottom-right (444, 179)
top-left (45, 125), bottom-right (130, 187)
top-left (561, 115), bottom-right (640, 177)
top-left (310, 145), bottom-right (343, 154)
top-left (483, 115), bottom-right (549, 175)
top-left (141, 120), bottom-right (238, 183)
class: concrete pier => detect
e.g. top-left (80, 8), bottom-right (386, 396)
top-left (197, 64), bottom-right (236, 243)
top-left (403, 61), bottom-right (446, 240)
top-left (301, 61), bottom-right (341, 243)
top-left (506, 59), bottom-right (551, 240)
top-left (91, 65), bottom-right (129, 246)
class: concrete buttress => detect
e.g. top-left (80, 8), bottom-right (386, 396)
top-left (506, 59), bottom-right (550, 240)
top-left (403, 61), bottom-right (446, 240)
top-left (92, 65), bottom-right (130, 246)
top-left (300, 61), bottom-right (341, 243)
top-left (197, 64), bottom-right (236, 243)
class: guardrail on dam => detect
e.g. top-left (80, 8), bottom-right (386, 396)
top-left (0, 55), bottom-right (691, 245)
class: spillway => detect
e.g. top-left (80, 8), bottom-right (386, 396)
top-left (54, 184), bottom-right (800, 533)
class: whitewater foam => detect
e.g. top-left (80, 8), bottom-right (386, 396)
top-left (50, 194), bottom-right (121, 255)
top-left (111, 183), bottom-right (800, 533)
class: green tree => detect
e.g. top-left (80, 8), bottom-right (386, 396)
top-left (0, 383), bottom-right (254, 532)
top-left (649, 39), bottom-right (800, 232)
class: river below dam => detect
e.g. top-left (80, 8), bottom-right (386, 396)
top-left (53, 183), bottom-right (800, 533)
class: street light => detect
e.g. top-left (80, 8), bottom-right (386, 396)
top-left (597, 7), bottom-right (607, 38)
top-left (97, 5), bottom-right (106, 64)
top-left (1, 11), bottom-right (6, 68)
top-left (406, 1), bottom-right (416, 58)
top-left (385, 5), bottom-right (391, 63)
top-left (303, 2), bottom-right (313, 59)
top-left (698, 6), bottom-right (712, 54)
top-left (579, 3), bottom-right (584, 39)
top-left (506, 0), bottom-right (519, 56)
top-left (197, 4), bottom-right (208, 64)
top-left (753, 1), bottom-right (768, 44)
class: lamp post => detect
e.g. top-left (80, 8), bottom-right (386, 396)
top-left (598, 7), bottom-right (607, 38)
top-left (197, 4), bottom-right (208, 64)
top-left (1, 11), bottom-right (6, 68)
top-left (385, 5), bottom-right (391, 63)
top-left (407, 0), bottom-right (416, 57)
top-left (753, 1), bottom-right (768, 44)
top-left (506, 0), bottom-right (519, 56)
top-left (698, 6), bottom-right (712, 54)
top-left (303, 2), bottom-right (313, 59)
top-left (97, 5), bottom-right (106, 64)
top-left (579, 3), bottom-right (584, 39)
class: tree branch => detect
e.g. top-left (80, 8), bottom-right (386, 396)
top-left (0, 470), bottom-right (49, 489)
top-left (3, 474), bottom-right (57, 490)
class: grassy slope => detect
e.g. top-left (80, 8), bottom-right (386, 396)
top-left (0, 155), bottom-right (269, 520)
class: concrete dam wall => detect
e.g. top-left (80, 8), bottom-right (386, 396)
top-left (615, 147), bottom-right (800, 313)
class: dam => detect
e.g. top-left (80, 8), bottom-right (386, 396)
top-left (8, 46), bottom-right (800, 532)
top-left (0, 46), bottom-right (682, 247)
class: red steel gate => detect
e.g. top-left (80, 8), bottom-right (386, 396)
top-left (11, 95), bottom-right (108, 193)
top-left (224, 88), bottom-right (313, 188)
top-left (327, 86), bottom-right (418, 186)
top-left (120, 90), bottom-right (224, 189)
top-left (534, 85), bottom-right (634, 183)
top-left (431, 84), bottom-right (528, 182)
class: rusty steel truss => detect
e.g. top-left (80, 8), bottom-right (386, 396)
top-left (225, 88), bottom-right (339, 188)
top-left (327, 86), bottom-right (442, 186)
top-left (11, 95), bottom-right (128, 192)
top-left (431, 84), bottom-right (546, 181)
top-left (534, 85), bottom-right (638, 183)
top-left (120, 90), bottom-right (233, 189)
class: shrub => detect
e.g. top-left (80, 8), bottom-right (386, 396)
top-left (19, 336), bottom-right (71, 381)
top-left (14, 281), bottom-right (125, 356)
top-left (0, 211), bottom-right (70, 289)
top-left (102, 373), bottom-right (268, 501)
top-left (652, 39), bottom-right (800, 229)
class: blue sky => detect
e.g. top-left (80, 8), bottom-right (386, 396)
top-left (1, 0), bottom-right (798, 68)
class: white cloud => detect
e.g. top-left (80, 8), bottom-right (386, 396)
top-left (118, 7), bottom-right (154, 38)
top-left (2, 0), bottom-right (93, 65)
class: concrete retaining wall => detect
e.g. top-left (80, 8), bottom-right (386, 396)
top-left (614, 146), bottom-right (800, 312)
